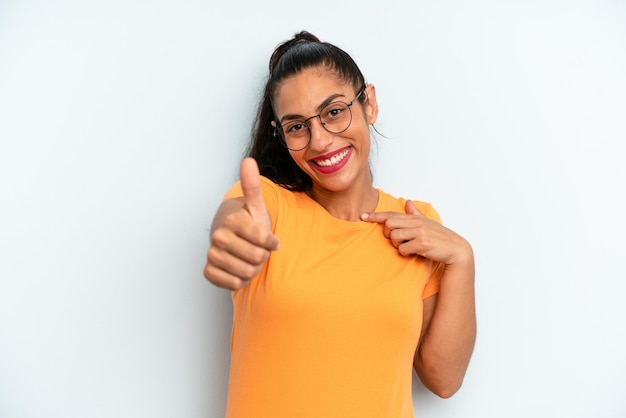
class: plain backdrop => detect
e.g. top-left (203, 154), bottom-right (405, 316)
top-left (1, 1), bottom-right (625, 417)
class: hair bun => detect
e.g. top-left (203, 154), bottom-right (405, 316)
top-left (269, 30), bottom-right (321, 73)
top-left (293, 30), bottom-right (320, 43)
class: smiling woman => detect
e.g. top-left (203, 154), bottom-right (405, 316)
top-left (271, 67), bottom-right (377, 211)
top-left (203, 31), bottom-right (476, 418)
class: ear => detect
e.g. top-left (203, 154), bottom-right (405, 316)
top-left (363, 84), bottom-right (379, 125)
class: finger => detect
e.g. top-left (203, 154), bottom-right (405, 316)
top-left (203, 260), bottom-right (251, 291)
top-left (220, 211), bottom-right (280, 252)
top-left (404, 200), bottom-right (425, 216)
top-left (206, 245), bottom-right (264, 285)
top-left (360, 211), bottom-right (394, 223)
top-left (212, 224), bottom-right (272, 265)
top-left (240, 157), bottom-right (266, 221)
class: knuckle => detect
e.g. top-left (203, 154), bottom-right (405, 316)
top-left (240, 263), bottom-right (260, 281)
top-left (249, 247), bottom-right (269, 264)
top-left (203, 265), bottom-right (228, 287)
top-left (230, 279), bottom-right (246, 291)
top-left (222, 212), bottom-right (240, 228)
top-left (206, 246), bottom-right (225, 267)
top-left (398, 248), bottom-right (412, 257)
top-left (250, 223), bottom-right (271, 241)
top-left (210, 228), bottom-right (229, 246)
top-left (203, 264), bottom-right (214, 280)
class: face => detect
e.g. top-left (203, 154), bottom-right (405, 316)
top-left (272, 67), bottom-right (378, 195)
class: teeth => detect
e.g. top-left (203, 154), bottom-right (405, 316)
top-left (315, 148), bottom-right (350, 167)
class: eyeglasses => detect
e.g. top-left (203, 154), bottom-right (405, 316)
top-left (273, 86), bottom-right (366, 151)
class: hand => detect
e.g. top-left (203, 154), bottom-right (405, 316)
top-left (204, 158), bottom-right (280, 290)
top-left (360, 200), bottom-right (472, 267)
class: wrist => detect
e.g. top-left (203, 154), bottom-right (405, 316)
top-left (445, 240), bottom-right (474, 270)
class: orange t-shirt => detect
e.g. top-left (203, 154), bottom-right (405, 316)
top-left (223, 177), bottom-right (443, 418)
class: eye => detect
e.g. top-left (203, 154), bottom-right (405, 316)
top-left (284, 121), bottom-right (308, 134)
top-left (323, 103), bottom-right (347, 121)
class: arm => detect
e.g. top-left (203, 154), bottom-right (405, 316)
top-left (203, 158), bottom-right (279, 290)
top-left (415, 251), bottom-right (475, 398)
top-left (361, 200), bottom-right (476, 398)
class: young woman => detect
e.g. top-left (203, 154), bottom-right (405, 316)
top-left (204, 31), bottom-right (476, 418)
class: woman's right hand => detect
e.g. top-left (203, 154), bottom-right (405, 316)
top-left (203, 158), bottom-right (280, 290)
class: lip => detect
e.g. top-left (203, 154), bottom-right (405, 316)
top-left (308, 146), bottom-right (353, 174)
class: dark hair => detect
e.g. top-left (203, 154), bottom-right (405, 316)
top-left (245, 31), bottom-right (367, 191)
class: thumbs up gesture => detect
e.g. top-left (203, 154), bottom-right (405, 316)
top-left (204, 158), bottom-right (280, 290)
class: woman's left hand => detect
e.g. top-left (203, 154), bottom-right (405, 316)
top-left (360, 200), bottom-right (473, 267)
top-left (363, 200), bottom-right (476, 397)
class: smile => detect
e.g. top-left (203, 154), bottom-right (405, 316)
top-left (312, 147), bottom-right (351, 167)
top-left (309, 146), bottom-right (353, 174)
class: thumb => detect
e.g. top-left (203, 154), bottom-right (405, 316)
top-left (240, 158), bottom-right (267, 220)
top-left (405, 200), bottom-right (424, 216)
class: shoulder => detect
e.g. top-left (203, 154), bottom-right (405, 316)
top-left (413, 201), bottom-right (442, 223)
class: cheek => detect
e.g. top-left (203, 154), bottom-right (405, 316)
top-left (288, 150), bottom-right (309, 169)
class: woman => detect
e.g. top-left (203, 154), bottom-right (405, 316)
top-left (204, 31), bottom-right (476, 418)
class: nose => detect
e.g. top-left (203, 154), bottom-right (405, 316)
top-left (307, 116), bottom-right (333, 152)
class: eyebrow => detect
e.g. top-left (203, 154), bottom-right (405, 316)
top-left (279, 93), bottom-right (346, 123)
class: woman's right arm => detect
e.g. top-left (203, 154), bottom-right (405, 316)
top-left (203, 158), bottom-right (279, 290)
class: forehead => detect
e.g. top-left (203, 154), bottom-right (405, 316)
top-left (272, 67), bottom-right (352, 116)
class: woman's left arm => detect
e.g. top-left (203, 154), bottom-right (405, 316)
top-left (361, 200), bottom-right (476, 398)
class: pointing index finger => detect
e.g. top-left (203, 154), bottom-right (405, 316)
top-left (360, 211), bottom-right (393, 223)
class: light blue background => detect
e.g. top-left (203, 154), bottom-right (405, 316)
top-left (1, 1), bottom-right (625, 417)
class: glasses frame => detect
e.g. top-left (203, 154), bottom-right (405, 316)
top-left (273, 86), bottom-right (366, 151)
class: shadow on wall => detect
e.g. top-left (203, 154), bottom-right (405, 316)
top-left (412, 372), bottom-right (446, 412)
top-left (206, 288), bottom-right (234, 417)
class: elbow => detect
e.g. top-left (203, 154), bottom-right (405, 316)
top-left (415, 357), bottom-right (467, 399)
top-left (415, 340), bottom-right (475, 399)
top-left (428, 380), bottom-right (463, 399)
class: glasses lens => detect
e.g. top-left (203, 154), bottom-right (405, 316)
top-left (281, 121), bottom-right (310, 151)
top-left (320, 102), bottom-right (351, 133)
top-left (277, 100), bottom-right (354, 151)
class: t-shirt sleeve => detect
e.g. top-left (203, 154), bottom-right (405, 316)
top-left (422, 262), bottom-right (444, 299)
top-left (414, 201), bottom-right (445, 300)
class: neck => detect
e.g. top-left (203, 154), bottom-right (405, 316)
top-left (307, 184), bottom-right (378, 222)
